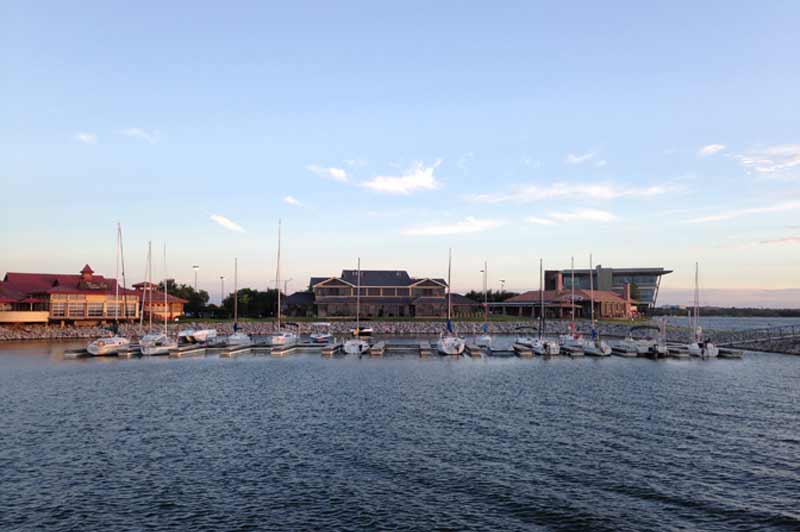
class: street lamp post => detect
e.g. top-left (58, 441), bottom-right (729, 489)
top-left (500, 279), bottom-right (506, 292)
top-left (283, 278), bottom-right (293, 296)
top-left (193, 265), bottom-right (199, 291)
top-left (220, 276), bottom-right (225, 306)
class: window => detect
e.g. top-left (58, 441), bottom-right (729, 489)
top-left (367, 288), bottom-right (381, 296)
top-left (51, 302), bottom-right (66, 317)
top-left (87, 303), bottom-right (104, 317)
top-left (68, 302), bottom-right (85, 317)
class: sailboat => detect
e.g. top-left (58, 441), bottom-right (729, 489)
top-left (436, 249), bottom-right (466, 356)
top-left (582, 254), bottom-right (611, 356)
top-left (520, 258), bottom-right (560, 356)
top-left (227, 257), bottom-right (252, 346)
top-left (558, 256), bottom-right (585, 356)
top-left (269, 220), bottom-right (298, 347)
top-left (687, 262), bottom-right (718, 358)
top-left (141, 244), bottom-right (179, 355)
top-left (344, 257), bottom-right (370, 355)
top-left (87, 223), bottom-right (131, 356)
top-left (475, 261), bottom-right (492, 347)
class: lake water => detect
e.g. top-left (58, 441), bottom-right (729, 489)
top-left (661, 316), bottom-right (800, 331)
top-left (1, 341), bottom-right (799, 531)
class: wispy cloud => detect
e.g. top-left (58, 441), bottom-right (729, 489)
top-left (362, 161), bottom-right (442, 195)
top-left (210, 214), bottom-right (245, 232)
top-left (402, 216), bottom-right (504, 236)
top-left (549, 208), bottom-right (618, 222)
top-left (595, 160), bottom-right (608, 167)
top-left (687, 201), bottom-right (800, 223)
top-left (121, 128), bottom-right (160, 144)
top-left (466, 181), bottom-right (681, 204)
top-left (564, 151), bottom-right (596, 165)
top-left (698, 144), bottom-right (725, 156)
top-left (759, 235), bottom-right (800, 245)
top-left (734, 144), bottom-right (800, 179)
top-left (525, 216), bottom-right (556, 226)
top-left (307, 164), bottom-right (348, 182)
top-left (283, 196), bottom-right (302, 207)
top-left (74, 132), bottom-right (97, 144)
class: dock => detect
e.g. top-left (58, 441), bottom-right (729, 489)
top-left (419, 341), bottom-right (433, 357)
top-left (369, 341), bottom-right (385, 357)
top-left (465, 343), bottom-right (483, 357)
top-left (321, 342), bottom-right (343, 356)
top-left (562, 346), bottom-right (584, 357)
top-left (512, 343), bottom-right (534, 358)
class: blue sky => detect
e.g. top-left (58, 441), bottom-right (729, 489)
top-left (2, 1), bottom-right (799, 306)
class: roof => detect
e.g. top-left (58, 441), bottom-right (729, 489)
top-left (2, 271), bottom-right (138, 298)
top-left (80, 264), bottom-right (94, 274)
top-left (314, 296), bottom-right (415, 305)
top-left (549, 267), bottom-right (673, 275)
top-left (285, 291), bottom-right (314, 306)
top-left (311, 270), bottom-right (449, 288)
top-left (506, 289), bottom-right (630, 304)
top-left (340, 270), bottom-right (413, 286)
top-left (139, 290), bottom-right (188, 304)
top-left (413, 293), bottom-right (480, 306)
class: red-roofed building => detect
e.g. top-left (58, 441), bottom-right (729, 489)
top-left (0, 265), bottom-right (140, 324)
top-left (133, 282), bottom-right (188, 321)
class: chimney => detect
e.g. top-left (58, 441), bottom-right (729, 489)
top-left (624, 282), bottom-right (631, 301)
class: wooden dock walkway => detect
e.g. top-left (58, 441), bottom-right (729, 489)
top-left (465, 343), bottom-right (483, 357)
top-left (512, 343), bottom-right (534, 358)
top-left (369, 341), bottom-right (385, 357)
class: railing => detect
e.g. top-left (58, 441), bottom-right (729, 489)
top-left (717, 325), bottom-right (800, 347)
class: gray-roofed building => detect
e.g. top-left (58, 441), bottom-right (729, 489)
top-left (307, 269), bottom-right (480, 318)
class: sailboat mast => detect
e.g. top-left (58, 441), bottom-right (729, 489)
top-left (539, 258), bottom-right (544, 339)
top-left (119, 223), bottom-right (127, 322)
top-left (694, 262), bottom-right (700, 341)
top-left (447, 248), bottom-right (452, 323)
top-left (355, 257), bottom-right (361, 332)
top-left (589, 253), bottom-right (594, 326)
top-left (140, 242), bottom-right (146, 328)
top-left (276, 219), bottom-right (281, 331)
top-left (163, 243), bottom-right (168, 336)
top-left (483, 260), bottom-right (488, 322)
top-left (148, 241), bottom-right (152, 329)
top-left (570, 256), bottom-right (575, 326)
top-left (114, 224), bottom-right (120, 324)
top-left (234, 257), bottom-right (238, 324)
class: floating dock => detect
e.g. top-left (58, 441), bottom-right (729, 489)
top-left (562, 346), bottom-right (584, 357)
top-left (419, 341), bottom-right (433, 357)
top-left (369, 341), bottom-right (385, 357)
top-left (512, 343), bottom-right (534, 358)
top-left (321, 343), bottom-right (343, 356)
top-left (465, 344), bottom-right (483, 357)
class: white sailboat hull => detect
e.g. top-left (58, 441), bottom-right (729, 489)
top-left (87, 336), bottom-right (130, 356)
top-left (437, 336), bottom-right (465, 356)
top-left (344, 339), bottom-right (370, 355)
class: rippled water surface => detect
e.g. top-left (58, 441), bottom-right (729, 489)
top-left (1, 341), bottom-right (799, 531)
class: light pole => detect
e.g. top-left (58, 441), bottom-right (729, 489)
top-left (193, 265), bottom-right (199, 291)
top-left (500, 279), bottom-right (506, 292)
top-left (283, 278), bottom-right (293, 296)
top-left (220, 276), bottom-right (225, 306)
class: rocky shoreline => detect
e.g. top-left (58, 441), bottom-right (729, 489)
top-left (0, 319), bottom-right (721, 344)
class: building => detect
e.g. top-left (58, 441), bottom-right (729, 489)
top-left (307, 269), bottom-right (481, 318)
top-left (0, 265), bottom-right (139, 325)
top-left (493, 286), bottom-right (636, 320)
top-left (545, 266), bottom-right (671, 312)
top-left (132, 282), bottom-right (188, 321)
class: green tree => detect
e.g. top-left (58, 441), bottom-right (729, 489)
top-left (222, 288), bottom-right (281, 319)
top-left (158, 279), bottom-right (210, 316)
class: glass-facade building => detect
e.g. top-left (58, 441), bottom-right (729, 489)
top-left (547, 267), bottom-right (671, 311)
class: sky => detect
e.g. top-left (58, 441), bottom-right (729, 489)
top-left (1, 1), bottom-right (799, 306)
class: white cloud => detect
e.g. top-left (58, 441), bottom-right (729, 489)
top-left (548, 208), bottom-right (618, 222)
top-left (698, 144), bottom-right (725, 156)
top-left (525, 216), bottom-right (556, 226)
top-left (402, 217), bottom-right (504, 236)
top-left (759, 235), bottom-right (800, 245)
top-left (687, 201), bottom-right (800, 223)
top-left (466, 181), bottom-right (680, 204)
top-left (307, 164), bottom-right (349, 182)
top-left (74, 132), bottom-right (97, 144)
top-left (362, 161), bottom-right (442, 195)
top-left (734, 144), bottom-right (800, 179)
top-left (210, 214), bottom-right (245, 232)
top-left (283, 196), bottom-right (302, 206)
top-left (121, 128), bottom-right (160, 144)
top-left (595, 160), bottom-right (608, 167)
top-left (564, 151), bottom-right (596, 165)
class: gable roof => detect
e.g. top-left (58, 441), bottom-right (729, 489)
top-left (340, 270), bottom-right (413, 286)
top-left (2, 271), bottom-right (138, 297)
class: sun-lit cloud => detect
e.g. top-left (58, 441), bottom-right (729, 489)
top-left (525, 216), bottom-right (556, 226)
top-left (362, 161), bottom-right (442, 195)
top-left (466, 181), bottom-right (681, 204)
top-left (734, 144), bottom-right (800, 179)
top-left (402, 216), bottom-right (504, 236)
top-left (210, 214), bottom-right (245, 232)
top-left (698, 144), bottom-right (725, 156)
top-left (759, 235), bottom-right (800, 245)
top-left (548, 208), bottom-right (618, 222)
top-left (687, 201), bottom-right (800, 223)
top-left (564, 151), bottom-right (596, 165)
top-left (74, 132), bottom-right (97, 144)
top-left (283, 196), bottom-right (302, 207)
top-left (120, 128), bottom-right (160, 144)
top-left (307, 164), bottom-right (349, 182)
